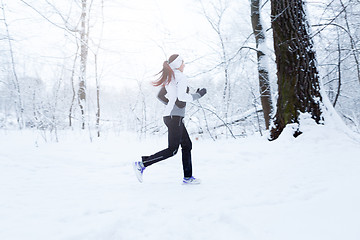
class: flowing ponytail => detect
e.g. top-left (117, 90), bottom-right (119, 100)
top-left (152, 54), bottom-right (179, 86)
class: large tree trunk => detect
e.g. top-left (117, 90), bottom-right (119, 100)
top-left (250, 0), bottom-right (273, 130)
top-left (270, 0), bottom-right (322, 140)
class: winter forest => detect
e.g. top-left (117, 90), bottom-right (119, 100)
top-left (1, 0), bottom-right (360, 239)
top-left (1, 0), bottom-right (358, 139)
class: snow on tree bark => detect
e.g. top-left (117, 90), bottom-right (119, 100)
top-left (250, 0), bottom-right (273, 130)
top-left (78, 0), bottom-right (89, 130)
top-left (270, 0), bottom-right (322, 140)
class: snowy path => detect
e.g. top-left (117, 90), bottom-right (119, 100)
top-left (1, 127), bottom-right (360, 240)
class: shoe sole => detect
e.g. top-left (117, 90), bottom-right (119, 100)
top-left (182, 181), bottom-right (201, 185)
top-left (133, 162), bottom-right (143, 183)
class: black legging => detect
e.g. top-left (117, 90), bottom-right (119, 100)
top-left (142, 116), bottom-right (192, 178)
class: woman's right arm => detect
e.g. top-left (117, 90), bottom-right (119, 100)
top-left (177, 75), bottom-right (200, 102)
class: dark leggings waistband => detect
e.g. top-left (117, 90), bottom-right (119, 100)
top-left (164, 115), bottom-right (183, 119)
top-left (164, 115), bottom-right (183, 126)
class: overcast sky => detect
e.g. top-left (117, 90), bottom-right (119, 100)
top-left (4, 0), bottom-right (222, 90)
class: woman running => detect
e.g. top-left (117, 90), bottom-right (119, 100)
top-left (133, 54), bottom-right (207, 184)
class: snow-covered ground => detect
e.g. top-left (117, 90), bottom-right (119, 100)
top-left (1, 121), bottom-right (360, 240)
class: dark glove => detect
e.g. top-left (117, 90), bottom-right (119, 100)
top-left (196, 88), bottom-right (207, 97)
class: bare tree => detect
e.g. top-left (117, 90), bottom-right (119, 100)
top-left (1, 0), bottom-right (24, 129)
top-left (20, 0), bottom-right (103, 133)
top-left (69, 46), bottom-right (79, 128)
top-left (94, 0), bottom-right (105, 137)
top-left (250, 0), bottom-right (273, 129)
top-left (78, 0), bottom-right (89, 130)
top-left (339, 0), bottom-right (360, 84)
top-left (199, 0), bottom-right (232, 118)
top-left (311, 0), bottom-right (360, 132)
top-left (270, 0), bottom-right (323, 140)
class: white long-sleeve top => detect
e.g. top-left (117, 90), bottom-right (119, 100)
top-left (160, 70), bottom-right (201, 117)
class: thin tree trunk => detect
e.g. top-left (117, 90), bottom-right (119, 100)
top-left (95, 0), bottom-right (104, 138)
top-left (333, 40), bottom-right (341, 107)
top-left (250, 0), bottom-right (273, 129)
top-left (78, 0), bottom-right (88, 130)
top-left (95, 54), bottom-right (100, 137)
top-left (69, 45), bottom-right (79, 127)
top-left (270, 0), bottom-right (322, 140)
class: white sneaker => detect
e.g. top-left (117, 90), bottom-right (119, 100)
top-left (133, 161), bottom-right (145, 183)
top-left (182, 176), bottom-right (201, 185)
